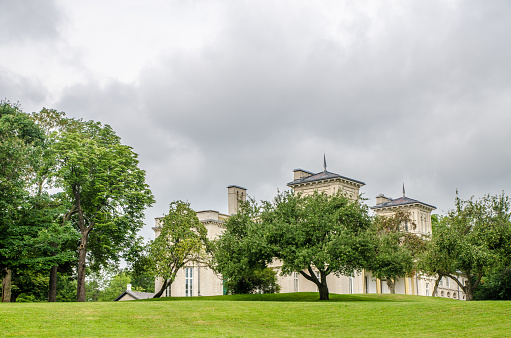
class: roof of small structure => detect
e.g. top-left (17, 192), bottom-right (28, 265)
top-left (114, 290), bottom-right (155, 301)
top-left (371, 196), bottom-right (436, 210)
top-left (287, 170), bottom-right (365, 187)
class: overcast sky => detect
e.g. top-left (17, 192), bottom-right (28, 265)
top-left (2, 0), bottom-right (510, 241)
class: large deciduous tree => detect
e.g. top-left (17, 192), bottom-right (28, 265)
top-left (420, 193), bottom-right (511, 300)
top-left (150, 201), bottom-right (208, 298)
top-left (51, 119), bottom-right (154, 302)
top-left (1, 101), bottom-right (44, 298)
top-left (213, 199), bottom-right (279, 294)
top-left (0, 102), bottom-right (77, 302)
top-left (370, 211), bottom-right (426, 293)
top-left (260, 191), bottom-right (373, 300)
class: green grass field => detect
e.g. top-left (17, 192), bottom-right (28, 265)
top-left (1, 293), bottom-right (510, 337)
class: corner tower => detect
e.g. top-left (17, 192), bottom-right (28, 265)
top-left (287, 162), bottom-right (365, 201)
top-left (371, 187), bottom-right (436, 235)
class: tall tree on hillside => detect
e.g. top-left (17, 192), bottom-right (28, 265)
top-left (0, 102), bottom-right (75, 302)
top-left (149, 201), bottom-right (208, 298)
top-left (420, 193), bottom-right (511, 300)
top-left (260, 191), bottom-right (374, 300)
top-left (51, 119), bottom-right (154, 302)
top-left (1, 104), bottom-right (80, 302)
top-left (0, 101), bottom-right (44, 302)
top-left (213, 199), bottom-right (279, 294)
top-left (370, 211), bottom-right (426, 293)
top-left (31, 108), bottom-right (82, 302)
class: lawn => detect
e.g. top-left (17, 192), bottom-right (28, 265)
top-left (1, 293), bottom-right (510, 337)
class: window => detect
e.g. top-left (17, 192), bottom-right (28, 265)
top-left (349, 277), bottom-right (353, 294)
top-left (294, 272), bottom-right (299, 292)
top-left (185, 267), bottom-right (193, 297)
top-left (165, 285), bottom-right (171, 297)
top-left (445, 277), bottom-right (450, 287)
top-left (439, 278), bottom-right (443, 286)
top-left (447, 292), bottom-right (450, 298)
top-left (440, 291), bottom-right (444, 297)
top-left (453, 292), bottom-right (457, 299)
top-left (425, 283), bottom-right (430, 297)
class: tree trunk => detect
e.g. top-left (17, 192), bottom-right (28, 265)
top-left (432, 276), bottom-right (441, 297)
top-left (76, 233), bottom-right (88, 302)
top-left (318, 282), bottom-right (329, 300)
top-left (153, 279), bottom-right (170, 298)
top-left (1, 269), bottom-right (12, 303)
top-left (386, 279), bottom-right (396, 294)
top-left (464, 284), bottom-right (474, 301)
top-left (48, 265), bottom-right (58, 302)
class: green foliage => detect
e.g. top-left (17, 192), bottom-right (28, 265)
top-left (419, 193), bottom-right (511, 300)
top-left (260, 190), bottom-right (373, 300)
top-left (1, 102), bottom-right (79, 305)
top-left (44, 116), bottom-right (155, 301)
top-left (0, 101), bottom-right (45, 275)
top-left (213, 199), bottom-right (279, 294)
top-left (149, 201), bottom-right (208, 297)
top-left (370, 211), bottom-right (426, 293)
top-left (55, 274), bottom-right (77, 302)
top-left (51, 119), bottom-right (155, 268)
top-left (475, 267), bottom-right (511, 300)
top-left (125, 243), bottom-right (155, 293)
top-left (86, 271), bottom-right (133, 302)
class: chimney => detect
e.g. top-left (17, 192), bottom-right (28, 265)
top-left (376, 194), bottom-right (392, 205)
top-left (227, 185), bottom-right (247, 215)
top-left (293, 168), bottom-right (314, 180)
top-left (127, 284), bottom-right (132, 292)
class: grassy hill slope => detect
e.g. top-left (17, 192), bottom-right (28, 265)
top-left (1, 293), bottom-right (510, 337)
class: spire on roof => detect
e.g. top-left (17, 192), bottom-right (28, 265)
top-left (402, 183), bottom-right (405, 197)
top-left (323, 154), bottom-right (327, 172)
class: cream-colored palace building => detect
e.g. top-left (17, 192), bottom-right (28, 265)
top-left (154, 165), bottom-right (467, 300)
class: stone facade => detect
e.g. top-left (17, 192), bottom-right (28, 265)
top-left (154, 166), bottom-right (467, 300)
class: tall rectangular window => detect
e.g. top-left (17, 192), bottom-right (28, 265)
top-left (294, 272), bottom-right (299, 292)
top-left (185, 267), bottom-right (193, 297)
top-left (445, 277), bottom-right (450, 287)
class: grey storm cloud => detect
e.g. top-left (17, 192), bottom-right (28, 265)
top-left (4, 0), bottom-right (511, 239)
top-left (0, 0), bottom-right (62, 43)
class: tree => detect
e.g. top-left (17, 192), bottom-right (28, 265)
top-left (419, 193), bottom-right (511, 300)
top-left (51, 119), bottom-right (154, 302)
top-left (0, 101), bottom-right (45, 302)
top-left (149, 201), bottom-right (208, 298)
top-left (125, 242), bottom-right (155, 293)
top-left (30, 108), bottom-right (85, 302)
top-left (213, 199), bottom-right (279, 294)
top-left (0, 102), bottom-right (76, 302)
top-left (260, 191), bottom-right (373, 300)
top-left (370, 211), bottom-right (426, 293)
